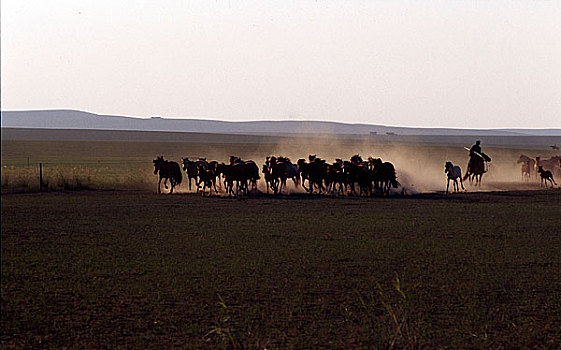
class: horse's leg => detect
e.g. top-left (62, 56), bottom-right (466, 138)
top-left (196, 177), bottom-right (202, 193)
top-left (163, 178), bottom-right (169, 189)
top-left (169, 179), bottom-right (175, 194)
top-left (446, 178), bottom-right (450, 194)
top-left (158, 176), bottom-right (162, 194)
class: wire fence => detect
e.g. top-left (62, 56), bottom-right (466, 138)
top-left (2, 158), bottom-right (155, 193)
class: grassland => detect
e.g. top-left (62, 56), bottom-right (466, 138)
top-left (2, 136), bottom-right (560, 194)
top-left (2, 134), bottom-right (561, 348)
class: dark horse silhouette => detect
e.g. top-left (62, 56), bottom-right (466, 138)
top-left (153, 156), bottom-right (182, 194)
top-left (463, 154), bottom-right (488, 186)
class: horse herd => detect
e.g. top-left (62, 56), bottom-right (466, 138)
top-left (153, 153), bottom-right (560, 196)
top-left (153, 154), bottom-right (399, 196)
top-left (517, 155), bottom-right (560, 188)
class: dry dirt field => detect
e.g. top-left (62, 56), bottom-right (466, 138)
top-left (2, 190), bottom-right (561, 348)
top-left (2, 134), bottom-right (561, 348)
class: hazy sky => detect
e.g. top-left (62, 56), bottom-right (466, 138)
top-left (2, 0), bottom-right (560, 128)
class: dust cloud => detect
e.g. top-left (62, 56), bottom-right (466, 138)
top-left (160, 130), bottom-right (560, 195)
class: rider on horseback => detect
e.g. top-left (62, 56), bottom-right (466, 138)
top-left (468, 140), bottom-right (485, 172)
top-left (469, 140), bottom-right (482, 157)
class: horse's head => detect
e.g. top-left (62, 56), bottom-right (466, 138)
top-left (181, 157), bottom-right (191, 171)
top-left (153, 156), bottom-right (164, 174)
top-left (444, 161), bottom-right (452, 173)
top-left (351, 154), bottom-right (363, 164)
top-left (308, 154), bottom-right (316, 162)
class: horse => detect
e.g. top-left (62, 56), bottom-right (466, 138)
top-left (207, 160), bottom-right (221, 192)
top-left (197, 162), bottom-right (218, 196)
top-left (463, 154), bottom-right (488, 186)
top-left (297, 156), bottom-right (326, 194)
top-left (153, 156), bottom-right (182, 194)
top-left (343, 160), bottom-right (363, 196)
top-left (297, 158), bottom-right (311, 191)
top-left (278, 156), bottom-right (299, 188)
top-left (517, 155), bottom-right (536, 180)
top-left (262, 161), bottom-right (273, 194)
top-left (370, 158), bottom-right (399, 195)
top-left (325, 162), bottom-right (346, 195)
top-left (307, 157), bottom-right (328, 194)
top-left (444, 161), bottom-right (464, 194)
top-left (182, 157), bottom-right (202, 191)
top-left (220, 159), bottom-right (260, 196)
top-left (535, 156), bottom-right (561, 179)
top-left (269, 156), bottom-right (288, 194)
top-left (537, 166), bottom-right (557, 188)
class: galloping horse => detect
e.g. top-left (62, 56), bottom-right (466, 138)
top-left (537, 166), bottom-right (557, 188)
top-left (370, 158), bottom-right (399, 195)
top-left (463, 154), bottom-right (489, 186)
top-left (535, 156), bottom-right (561, 179)
top-left (444, 161), bottom-right (464, 194)
top-left (153, 156), bottom-right (182, 194)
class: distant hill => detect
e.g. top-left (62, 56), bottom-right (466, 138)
top-left (2, 109), bottom-right (560, 136)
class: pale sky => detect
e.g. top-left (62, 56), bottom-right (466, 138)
top-left (2, 0), bottom-right (560, 128)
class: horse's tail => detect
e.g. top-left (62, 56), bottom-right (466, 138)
top-left (173, 163), bottom-right (183, 184)
top-left (462, 169), bottom-right (470, 181)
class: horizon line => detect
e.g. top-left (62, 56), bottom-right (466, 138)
top-left (2, 108), bottom-right (560, 131)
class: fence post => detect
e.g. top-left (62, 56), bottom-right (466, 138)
top-left (39, 163), bottom-right (43, 191)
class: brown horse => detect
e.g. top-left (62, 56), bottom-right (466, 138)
top-left (463, 155), bottom-right (487, 186)
top-left (153, 156), bottom-right (182, 194)
top-left (517, 155), bottom-right (536, 180)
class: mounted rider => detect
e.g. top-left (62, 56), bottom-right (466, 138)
top-left (469, 140), bottom-right (482, 158)
top-left (467, 140), bottom-right (491, 172)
